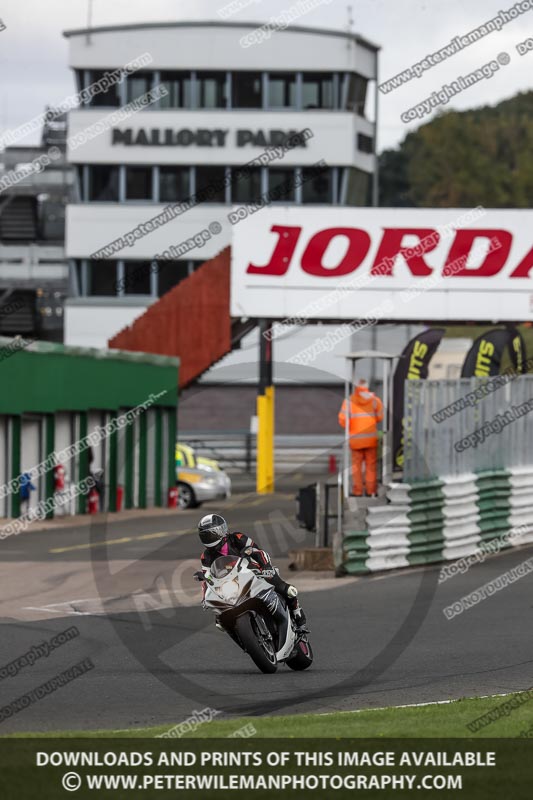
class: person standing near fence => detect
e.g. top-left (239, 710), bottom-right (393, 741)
top-left (338, 379), bottom-right (383, 497)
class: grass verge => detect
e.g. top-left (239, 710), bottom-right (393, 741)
top-left (5, 692), bottom-right (533, 738)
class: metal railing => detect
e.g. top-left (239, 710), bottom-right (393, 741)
top-left (403, 376), bottom-right (533, 482)
top-left (179, 430), bottom-right (343, 475)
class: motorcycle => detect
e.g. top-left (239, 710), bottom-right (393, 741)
top-left (200, 555), bottom-right (313, 674)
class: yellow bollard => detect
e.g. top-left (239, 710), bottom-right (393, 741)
top-left (266, 385), bottom-right (275, 491)
top-left (256, 387), bottom-right (275, 494)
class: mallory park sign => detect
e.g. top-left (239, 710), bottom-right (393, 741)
top-left (111, 128), bottom-right (308, 148)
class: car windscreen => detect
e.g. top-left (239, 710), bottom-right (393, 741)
top-left (210, 556), bottom-right (239, 579)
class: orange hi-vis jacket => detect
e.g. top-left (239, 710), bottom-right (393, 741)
top-left (338, 386), bottom-right (384, 450)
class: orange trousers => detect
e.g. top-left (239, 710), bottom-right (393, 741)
top-left (351, 446), bottom-right (378, 496)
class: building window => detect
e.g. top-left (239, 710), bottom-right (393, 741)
top-left (232, 72), bottom-right (262, 108)
top-left (88, 165), bottom-right (119, 201)
top-left (84, 70), bottom-right (120, 107)
top-left (74, 69), bottom-right (84, 95)
top-left (125, 166), bottom-right (153, 201)
top-left (159, 71), bottom-right (192, 108)
top-left (268, 169), bottom-right (295, 202)
top-left (302, 73), bottom-right (336, 109)
top-left (159, 167), bottom-right (191, 202)
top-left (357, 133), bottom-right (374, 154)
top-left (123, 261), bottom-right (152, 294)
top-left (156, 260), bottom-right (191, 296)
top-left (344, 167), bottom-right (372, 206)
top-left (231, 167), bottom-right (262, 204)
top-left (197, 72), bottom-right (228, 108)
top-left (80, 164), bottom-right (351, 206)
top-left (267, 73), bottom-right (297, 108)
top-left (88, 260), bottom-right (118, 295)
top-left (302, 168), bottom-right (332, 203)
top-left (76, 166), bottom-right (84, 200)
top-left (345, 73), bottom-right (368, 116)
top-left (195, 166), bottom-right (226, 203)
top-left (73, 261), bottom-right (83, 295)
top-left (126, 72), bottom-right (152, 103)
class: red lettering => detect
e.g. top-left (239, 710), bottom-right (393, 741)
top-left (245, 225), bottom-right (523, 281)
top-left (371, 229), bottom-right (438, 276)
top-left (246, 225), bottom-right (301, 275)
top-left (443, 229), bottom-right (512, 276)
top-left (300, 228), bottom-right (370, 277)
top-left (510, 244), bottom-right (533, 278)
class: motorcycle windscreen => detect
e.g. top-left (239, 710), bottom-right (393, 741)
top-left (211, 556), bottom-right (240, 578)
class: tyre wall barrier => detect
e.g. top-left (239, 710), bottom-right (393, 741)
top-left (341, 467), bottom-right (533, 575)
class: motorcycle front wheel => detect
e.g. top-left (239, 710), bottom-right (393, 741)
top-left (286, 638), bottom-right (314, 671)
top-left (235, 613), bottom-right (277, 674)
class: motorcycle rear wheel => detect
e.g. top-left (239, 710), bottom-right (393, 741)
top-left (235, 613), bottom-right (277, 674)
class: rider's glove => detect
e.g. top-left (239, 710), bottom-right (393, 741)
top-left (193, 570), bottom-right (206, 582)
top-left (249, 563), bottom-right (275, 578)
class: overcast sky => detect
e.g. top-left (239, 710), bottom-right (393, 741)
top-left (0, 0), bottom-right (531, 151)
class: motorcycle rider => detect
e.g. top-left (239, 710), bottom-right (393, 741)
top-left (194, 513), bottom-right (309, 633)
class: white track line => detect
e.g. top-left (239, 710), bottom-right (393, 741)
top-left (317, 692), bottom-right (517, 716)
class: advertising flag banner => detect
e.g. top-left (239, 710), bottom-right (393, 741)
top-left (507, 326), bottom-right (527, 374)
top-left (461, 329), bottom-right (512, 377)
top-left (393, 328), bottom-right (445, 469)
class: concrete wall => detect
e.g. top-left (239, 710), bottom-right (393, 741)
top-left (65, 301), bottom-right (152, 348)
top-left (65, 22), bottom-right (379, 78)
top-left (179, 383), bottom-right (346, 435)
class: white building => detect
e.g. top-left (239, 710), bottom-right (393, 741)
top-left (63, 20), bottom-right (379, 349)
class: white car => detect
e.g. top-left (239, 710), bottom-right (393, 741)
top-left (176, 443), bottom-right (232, 510)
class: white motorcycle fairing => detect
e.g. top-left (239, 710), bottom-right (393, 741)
top-left (203, 556), bottom-right (297, 662)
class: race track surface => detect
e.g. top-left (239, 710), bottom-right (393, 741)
top-left (0, 490), bottom-right (532, 733)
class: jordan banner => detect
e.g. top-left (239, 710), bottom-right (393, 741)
top-left (461, 329), bottom-right (512, 377)
top-left (393, 328), bottom-right (445, 469)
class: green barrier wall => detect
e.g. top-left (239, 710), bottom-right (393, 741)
top-left (339, 468), bottom-right (533, 575)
